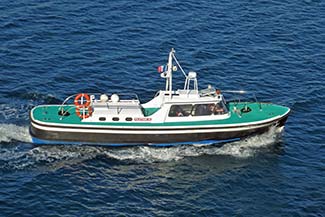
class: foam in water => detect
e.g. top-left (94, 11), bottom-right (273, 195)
top-left (96, 126), bottom-right (283, 162)
top-left (0, 145), bottom-right (101, 170)
top-left (100, 126), bottom-right (282, 162)
top-left (0, 124), bottom-right (32, 143)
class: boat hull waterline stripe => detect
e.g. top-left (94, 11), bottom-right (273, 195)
top-left (31, 137), bottom-right (241, 147)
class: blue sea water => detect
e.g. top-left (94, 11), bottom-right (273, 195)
top-left (0, 0), bottom-right (325, 216)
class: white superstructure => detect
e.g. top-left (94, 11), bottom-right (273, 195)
top-left (72, 48), bottom-right (229, 124)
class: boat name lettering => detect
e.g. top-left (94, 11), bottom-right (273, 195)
top-left (134, 118), bottom-right (152, 121)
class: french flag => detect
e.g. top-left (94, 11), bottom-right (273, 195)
top-left (157, 65), bottom-right (167, 73)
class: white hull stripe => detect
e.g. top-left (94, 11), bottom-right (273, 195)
top-left (31, 121), bottom-right (274, 135)
top-left (31, 109), bottom-right (290, 130)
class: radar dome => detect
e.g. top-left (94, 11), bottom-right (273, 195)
top-left (111, 94), bottom-right (120, 103)
top-left (100, 94), bottom-right (109, 102)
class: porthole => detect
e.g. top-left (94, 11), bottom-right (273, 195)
top-left (99, 117), bottom-right (106, 121)
top-left (112, 117), bottom-right (119, 121)
top-left (125, 117), bottom-right (132, 121)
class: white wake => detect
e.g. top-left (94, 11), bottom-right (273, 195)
top-left (0, 124), bottom-right (32, 143)
top-left (101, 126), bottom-right (283, 162)
top-left (0, 125), bottom-right (284, 170)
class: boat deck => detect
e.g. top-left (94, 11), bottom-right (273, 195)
top-left (31, 102), bottom-right (290, 127)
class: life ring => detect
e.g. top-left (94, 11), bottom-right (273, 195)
top-left (76, 106), bottom-right (93, 119)
top-left (216, 89), bottom-right (221, 95)
top-left (74, 93), bottom-right (91, 107)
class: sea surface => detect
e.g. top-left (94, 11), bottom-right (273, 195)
top-left (0, 0), bottom-right (324, 216)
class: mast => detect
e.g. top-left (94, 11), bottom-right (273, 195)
top-left (163, 48), bottom-right (192, 96)
top-left (167, 48), bottom-right (174, 97)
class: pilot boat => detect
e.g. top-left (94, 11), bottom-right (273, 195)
top-left (30, 49), bottom-right (290, 146)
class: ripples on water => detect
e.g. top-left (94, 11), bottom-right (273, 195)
top-left (0, 124), bottom-right (282, 170)
top-left (0, 124), bottom-right (287, 216)
top-left (1, 0), bottom-right (325, 216)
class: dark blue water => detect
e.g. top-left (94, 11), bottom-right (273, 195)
top-left (1, 0), bottom-right (324, 216)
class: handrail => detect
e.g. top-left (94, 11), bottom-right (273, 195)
top-left (58, 94), bottom-right (78, 111)
top-left (58, 92), bottom-right (141, 111)
top-left (222, 90), bottom-right (262, 112)
top-left (222, 90), bottom-right (247, 94)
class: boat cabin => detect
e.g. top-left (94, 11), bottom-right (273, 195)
top-left (62, 48), bottom-right (230, 123)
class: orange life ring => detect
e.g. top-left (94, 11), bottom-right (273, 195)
top-left (74, 93), bottom-right (91, 107)
top-left (216, 89), bottom-right (221, 95)
top-left (76, 106), bottom-right (93, 119)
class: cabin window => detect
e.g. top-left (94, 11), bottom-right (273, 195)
top-left (214, 101), bottom-right (228, 115)
top-left (168, 102), bottom-right (228, 117)
top-left (193, 102), bottom-right (228, 116)
top-left (169, 105), bottom-right (192, 117)
top-left (125, 117), bottom-right (132, 121)
top-left (193, 104), bottom-right (215, 116)
top-left (112, 117), bottom-right (119, 121)
top-left (99, 117), bottom-right (106, 121)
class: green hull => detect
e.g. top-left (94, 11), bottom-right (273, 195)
top-left (30, 102), bottom-right (290, 145)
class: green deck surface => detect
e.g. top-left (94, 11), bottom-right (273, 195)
top-left (31, 102), bottom-right (289, 127)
